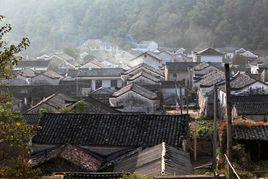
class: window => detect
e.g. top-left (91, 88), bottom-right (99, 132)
top-left (111, 80), bottom-right (117, 88)
top-left (95, 80), bottom-right (102, 89)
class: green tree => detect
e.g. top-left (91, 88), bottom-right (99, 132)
top-left (0, 15), bottom-right (40, 178)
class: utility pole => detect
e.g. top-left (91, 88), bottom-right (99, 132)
top-left (224, 64), bottom-right (233, 179)
top-left (179, 83), bottom-right (183, 114)
top-left (212, 85), bottom-right (218, 170)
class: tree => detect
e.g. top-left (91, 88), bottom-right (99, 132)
top-left (0, 15), bottom-right (40, 178)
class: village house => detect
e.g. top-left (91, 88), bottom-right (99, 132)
top-left (109, 83), bottom-right (160, 113)
top-left (259, 61), bottom-right (268, 83)
top-left (121, 63), bottom-right (164, 85)
top-left (196, 70), bottom-right (225, 117)
top-left (192, 62), bottom-right (223, 87)
top-left (31, 71), bottom-right (63, 86)
top-left (164, 62), bottom-right (199, 87)
top-left (129, 52), bottom-right (163, 69)
top-left (31, 113), bottom-right (190, 156)
top-left (160, 81), bottom-right (185, 107)
top-left (217, 47), bottom-right (239, 60)
top-left (64, 68), bottom-right (124, 96)
top-left (89, 87), bottom-right (116, 105)
top-left (231, 95), bottom-right (268, 121)
top-left (193, 48), bottom-right (224, 63)
top-left (14, 60), bottom-right (51, 72)
top-left (157, 50), bottom-right (174, 64)
top-left (232, 123), bottom-right (268, 161)
top-left (218, 73), bottom-right (268, 118)
top-left (102, 142), bottom-right (193, 176)
top-left (26, 93), bottom-right (76, 114)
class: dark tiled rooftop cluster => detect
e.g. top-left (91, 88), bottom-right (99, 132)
top-left (233, 125), bottom-right (268, 141)
top-left (33, 113), bottom-right (189, 147)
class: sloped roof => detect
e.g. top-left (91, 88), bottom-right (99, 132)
top-left (15, 68), bottom-right (36, 78)
top-left (17, 114), bottom-right (40, 125)
top-left (232, 95), bottom-right (268, 115)
top-left (32, 113), bottom-right (190, 147)
top-left (67, 68), bottom-right (124, 78)
top-left (112, 83), bottom-right (158, 100)
top-left (199, 70), bottom-right (225, 87)
top-left (225, 73), bottom-right (256, 91)
top-left (16, 60), bottom-right (50, 68)
top-left (130, 52), bottom-right (162, 62)
top-left (42, 71), bottom-right (63, 79)
top-left (107, 143), bottom-right (192, 176)
top-left (166, 62), bottom-right (200, 72)
top-left (69, 97), bottom-right (119, 114)
top-left (27, 93), bottom-right (76, 113)
top-left (127, 71), bottom-right (161, 83)
top-left (233, 125), bottom-right (268, 141)
top-left (259, 61), bottom-right (268, 69)
top-left (196, 48), bottom-right (223, 56)
top-left (29, 144), bottom-right (103, 171)
top-left (123, 63), bottom-right (163, 76)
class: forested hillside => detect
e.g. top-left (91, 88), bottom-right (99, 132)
top-left (1, 0), bottom-right (268, 56)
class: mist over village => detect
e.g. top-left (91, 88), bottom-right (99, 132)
top-left (0, 1), bottom-right (268, 178)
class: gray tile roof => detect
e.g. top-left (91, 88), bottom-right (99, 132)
top-left (32, 113), bottom-right (190, 147)
top-left (18, 114), bottom-right (40, 125)
top-left (106, 143), bottom-right (192, 176)
top-left (232, 95), bottom-right (268, 115)
top-left (29, 144), bottom-right (103, 171)
top-left (199, 70), bottom-right (225, 87)
top-left (196, 48), bottom-right (223, 56)
top-left (113, 83), bottom-right (158, 100)
top-left (123, 63), bottom-right (163, 76)
top-left (233, 125), bottom-right (268, 141)
top-left (218, 73), bottom-right (256, 92)
top-left (67, 68), bottom-right (124, 78)
top-left (16, 60), bottom-right (50, 68)
top-left (127, 71), bottom-right (161, 83)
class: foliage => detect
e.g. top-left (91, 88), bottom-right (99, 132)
top-left (191, 119), bottom-right (213, 138)
top-left (0, 15), bottom-right (39, 178)
top-left (1, 0), bottom-right (268, 56)
top-left (75, 100), bottom-right (87, 113)
top-left (63, 45), bottom-right (79, 59)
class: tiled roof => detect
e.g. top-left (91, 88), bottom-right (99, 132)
top-left (42, 71), bottom-right (63, 79)
top-left (14, 68), bottom-right (36, 78)
top-left (196, 48), bottom-right (223, 56)
top-left (233, 125), bottom-right (268, 141)
top-left (112, 83), bottom-right (158, 100)
top-left (67, 68), bottom-right (124, 78)
top-left (166, 62), bottom-right (200, 72)
top-left (16, 60), bottom-right (50, 68)
top-left (127, 71), bottom-right (161, 83)
top-left (69, 97), bottom-right (120, 114)
top-left (123, 63), bottom-right (163, 76)
top-left (29, 144), bottom-right (103, 171)
top-left (259, 61), bottom-right (268, 69)
top-left (218, 73), bottom-right (256, 92)
top-left (32, 113), bottom-right (190, 147)
top-left (27, 93), bottom-right (76, 113)
top-left (17, 114), bottom-right (40, 125)
top-left (199, 70), bottom-right (225, 87)
top-left (104, 143), bottom-right (192, 176)
top-left (232, 95), bottom-right (268, 115)
top-left (193, 62), bottom-right (210, 71)
top-left (130, 52), bottom-right (162, 62)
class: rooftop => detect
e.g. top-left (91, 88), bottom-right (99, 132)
top-left (196, 48), bottom-right (223, 56)
top-left (32, 113), bottom-right (190, 147)
top-left (112, 83), bottom-right (158, 100)
top-left (233, 125), bottom-right (268, 141)
top-left (67, 68), bottom-right (124, 78)
top-left (105, 143), bottom-right (193, 176)
top-left (16, 60), bottom-right (50, 68)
